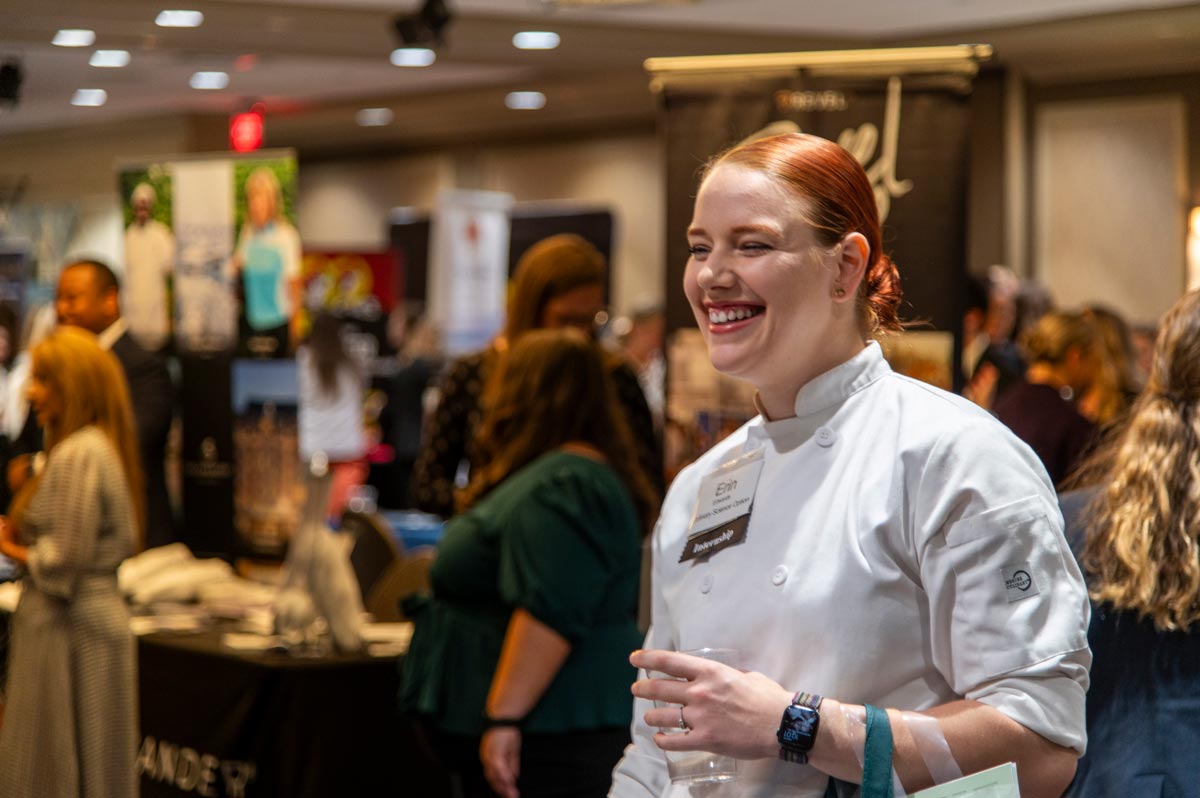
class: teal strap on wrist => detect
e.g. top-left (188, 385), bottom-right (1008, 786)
top-left (823, 704), bottom-right (895, 798)
top-left (861, 704), bottom-right (895, 798)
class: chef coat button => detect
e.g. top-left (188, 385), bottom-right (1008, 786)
top-left (771, 566), bottom-right (788, 586)
top-left (815, 426), bottom-right (836, 447)
top-left (700, 574), bottom-right (714, 594)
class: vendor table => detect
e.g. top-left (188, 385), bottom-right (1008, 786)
top-left (137, 625), bottom-right (453, 798)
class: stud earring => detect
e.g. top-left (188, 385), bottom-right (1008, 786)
top-left (834, 287), bottom-right (846, 297)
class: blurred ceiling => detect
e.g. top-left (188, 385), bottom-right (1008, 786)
top-left (1, 0), bottom-right (1199, 154)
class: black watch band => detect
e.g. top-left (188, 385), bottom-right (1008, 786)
top-left (777, 691), bottom-right (823, 765)
top-left (481, 714), bottom-right (524, 731)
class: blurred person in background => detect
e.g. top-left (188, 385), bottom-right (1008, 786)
top-left (1059, 289), bottom-right (1200, 798)
top-left (377, 302), bottom-right (442, 508)
top-left (620, 301), bottom-right (666, 434)
top-left (992, 310), bottom-right (1100, 487)
top-left (0, 326), bottom-right (143, 797)
top-left (961, 268), bottom-right (1025, 410)
top-left (1078, 304), bottom-right (1140, 427)
top-left (1129, 322), bottom-right (1157, 389)
top-left (401, 328), bottom-right (658, 798)
top-left (297, 311), bottom-right (368, 519)
top-left (411, 233), bottom-right (660, 518)
top-left (123, 181), bottom-right (175, 353)
top-left (233, 166), bottom-right (302, 357)
top-left (54, 259), bottom-right (174, 547)
top-left (1, 304), bottom-right (57, 508)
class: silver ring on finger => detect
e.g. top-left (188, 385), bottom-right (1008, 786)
top-left (678, 705), bottom-right (689, 731)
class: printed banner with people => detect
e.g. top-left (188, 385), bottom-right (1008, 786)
top-left (117, 150), bottom-right (300, 359)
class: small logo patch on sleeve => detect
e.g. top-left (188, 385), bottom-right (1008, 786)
top-left (1001, 562), bottom-right (1040, 603)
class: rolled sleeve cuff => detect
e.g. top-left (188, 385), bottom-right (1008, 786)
top-left (966, 649), bottom-right (1091, 754)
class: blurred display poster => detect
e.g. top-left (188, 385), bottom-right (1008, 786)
top-left (428, 189), bottom-right (513, 355)
top-left (879, 331), bottom-right (955, 391)
top-left (300, 250), bottom-right (400, 363)
top-left (169, 158), bottom-right (236, 353)
top-left (665, 329), bottom-right (756, 480)
top-left (117, 150), bottom-right (299, 358)
top-left (118, 164), bottom-right (175, 352)
top-left (231, 358), bottom-right (302, 557)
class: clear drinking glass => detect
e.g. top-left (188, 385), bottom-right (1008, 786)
top-left (651, 647), bottom-right (740, 788)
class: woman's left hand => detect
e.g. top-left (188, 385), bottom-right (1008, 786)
top-left (630, 649), bottom-right (793, 761)
top-left (480, 726), bottom-right (522, 798)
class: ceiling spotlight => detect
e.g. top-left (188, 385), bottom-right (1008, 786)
top-left (390, 48), bottom-right (435, 67)
top-left (356, 108), bottom-right (394, 127)
top-left (505, 91), bottom-right (546, 110)
top-left (90, 50), bottom-right (131, 68)
top-left (53, 29), bottom-right (96, 47)
top-left (0, 60), bottom-right (23, 108)
top-left (156, 10), bottom-right (204, 28)
top-left (393, 0), bottom-right (453, 48)
top-left (513, 31), bottom-right (560, 50)
top-left (190, 71), bottom-right (229, 90)
top-left (72, 89), bottom-right (108, 107)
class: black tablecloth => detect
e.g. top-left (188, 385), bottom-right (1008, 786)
top-left (137, 625), bottom-right (452, 798)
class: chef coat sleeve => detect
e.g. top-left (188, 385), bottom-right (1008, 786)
top-left (915, 417), bottom-right (1092, 754)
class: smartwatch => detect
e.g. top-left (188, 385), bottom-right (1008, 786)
top-left (777, 691), bottom-right (822, 764)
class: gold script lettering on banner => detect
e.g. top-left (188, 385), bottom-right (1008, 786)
top-left (755, 76), bottom-right (914, 223)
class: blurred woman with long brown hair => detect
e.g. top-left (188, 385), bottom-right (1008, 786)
top-left (0, 326), bottom-right (143, 797)
top-left (410, 233), bottom-right (660, 517)
top-left (1063, 289), bottom-right (1200, 797)
top-left (401, 328), bottom-right (657, 798)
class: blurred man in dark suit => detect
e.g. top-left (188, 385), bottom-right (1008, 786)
top-left (55, 259), bottom-right (174, 547)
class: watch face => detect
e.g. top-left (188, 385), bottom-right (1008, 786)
top-left (778, 704), bottom-right (820, 750)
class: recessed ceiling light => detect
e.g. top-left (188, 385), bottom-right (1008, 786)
top-left (513, 31), bottom-right (560, 50)
top-left (156, 10), bottom-right (204, 28)
top-left (189, 71), bottom-right (229, 90)
top-left (389, 48), bottom-right (435, 68)
top-left (89, 50), bottom-right (131, 68)
top-left (356, 108), bottom-right (394, 127)
top-left (506, 91), bottom-right (546, 110)
top-left (72, 89), bottom-right (107, 107)
top-left (53, 29), bottom-right (96, 47)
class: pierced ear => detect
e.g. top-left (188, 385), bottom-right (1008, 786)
top-left (834, 232), bottom-right (869, 301)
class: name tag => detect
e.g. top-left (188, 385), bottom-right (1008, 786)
top-left (680, 448), bottom-right (764, 563)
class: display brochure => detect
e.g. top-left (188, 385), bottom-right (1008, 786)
top-left (911, 763), bottom-right (1019, 798)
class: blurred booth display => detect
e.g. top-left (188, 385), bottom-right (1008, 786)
top-left (231, 359), bottom-right (302, 557)
top-left (299, 250), bottom-right (400, 364)
top-left (427, 189), bottom-right (513, 355)
top-left (117, 150), bottom-right (300, 358)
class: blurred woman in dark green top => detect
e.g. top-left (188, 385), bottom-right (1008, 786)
top-left (400, 328), bottom-right (658, 798)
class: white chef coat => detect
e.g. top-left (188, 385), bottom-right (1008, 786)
top-left (610, 342), bottom-right (1091, 798)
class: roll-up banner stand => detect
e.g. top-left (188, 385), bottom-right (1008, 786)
top-left (647, 46), bottom-right (990, 473)
top-left (117, 150), bottom-right (301, 559)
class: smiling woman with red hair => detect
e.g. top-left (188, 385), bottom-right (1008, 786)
top-left (610, 133), bottom-right (1090, 798)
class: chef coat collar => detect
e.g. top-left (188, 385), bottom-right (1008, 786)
top-left (747, 341), bottom-right (890, 449)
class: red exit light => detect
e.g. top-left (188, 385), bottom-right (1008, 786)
top-left (230, 110), bottom-right (263, 152)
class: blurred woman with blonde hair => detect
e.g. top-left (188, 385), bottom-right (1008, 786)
top-left (0, 326), bottom-right (143, 797)
top-left (1062, 289), bottom-right (1200, 797)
